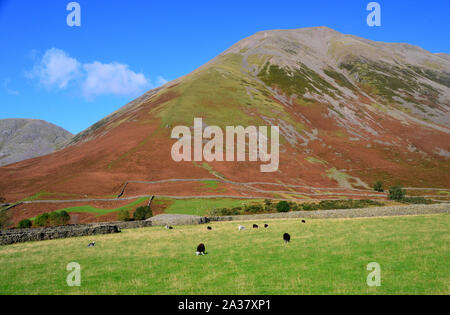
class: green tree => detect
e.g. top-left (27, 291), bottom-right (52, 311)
top-left (117, 209), bottom-right (132, 221)
top-left (48, 212), bottom-right (61, 226)
top-left (276, 201), bottom-right (290, 213)
top-left (389, 186), bottom-right (406, 201)
top-left (58, 211), bottom-right (71, 225)
top-left (133, 206), bottom-right (152, 221)
top-left (18, 219), bottom-right (32, 229)
top-left (373, 181), bottom-right (384, 192)
top-left (46, 211), bottom-right (70, 226)
top-left (34, 213), bottom-right (50, 227)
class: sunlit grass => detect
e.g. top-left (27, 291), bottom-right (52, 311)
top-left (161, 198), bottom-right (262, 216)
top-left (0, 214), bottom-right (448, 295)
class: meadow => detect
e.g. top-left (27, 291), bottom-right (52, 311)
top-left (0, 214), bottom-right (448, 295)
top-left (161, 197), bottom-right (263, 216)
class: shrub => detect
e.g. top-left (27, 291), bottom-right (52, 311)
top-left (301, 199), bottom-right (383, 211)
top-left (59, 211), bottom-right (71, 225)
top-left (34, 213), bottom-right (50, 227)
top-left (302, 203), bottom-right (319, 211)
top-left (245, 204), bottom-right (263, 214)
top-left (389, 186), bottom-right (406, 201)
top-left (117, 209), bottom-right (132, 221)
top-left (48, 212), bottom-right (60, 226)
top-left (318, 200), bottom-right (356, 210)
top-left (276, 201), bottom-right (290, 213)
top-left (356, 199), bottom-right (384, 207)
top-left (210, 208), bottom-right (224, 216)
top-left (264, 200), bottom-right (274, 211)
top-left (0, 196), bottom-right (5, 204)
top-left (373, 181), bottom-right (384, 192)
top-left (210, 207), bottom-right (241, 216)
top-left (18, 219), bottom-right (32, 229)
top-left (0, 210), bottom-right (11, 229)
top-left (318, 199), bottom-right (384, 210)
top-left (133, 206), bottom-right (152, 221)
top-left (48, 211), bottom-right (70, 226)
top-left (34, 211), bottom-right (70, 227)
top-left (401, 197), bottom-right (433, 205)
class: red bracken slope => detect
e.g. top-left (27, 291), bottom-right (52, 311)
top-left (1, 27), bottom-right (449, 208)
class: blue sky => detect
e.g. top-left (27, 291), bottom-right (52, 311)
top-left (1, 0), bottom-right (449, 134)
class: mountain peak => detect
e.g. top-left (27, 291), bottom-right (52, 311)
top-left (1, 29), bottom-right (449, 207)
top-left (0, 119), bottom-right (73, 166)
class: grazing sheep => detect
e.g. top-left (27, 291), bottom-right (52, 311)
top-left (196, 243), bottom-right (206, 256)
top-left (165, 225), bottom-right (173, 230)
top-left (238, 225), bottom-right (246, 231)
top-left (253, 224), bottom-right (259, 229)
top-left (302, 220), bottom-right (306, 224)
top-left (264, 224), bottom-right (269, 228)
top-left (207, 226), bottom-right (212, 230)
top-left (283, 233), bottom-right (291, 243)
top-left (87, 242), bottom-right (96, 248)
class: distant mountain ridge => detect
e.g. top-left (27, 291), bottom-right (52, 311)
top-left (0, 119), bottom-right (73, 166)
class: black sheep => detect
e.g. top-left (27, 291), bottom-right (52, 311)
top-left (283, 233), bottom-right (291, 243)
top-left (264, 224), bottom-right (269, 228)
top-left (207, 226), bottom-right (212, 230)
top-left (196, 243), bottom-right (206, 255)
top-left (253, 224), bottom-right (259, 229)
top-left (302, 220), bottom-right (306, 224)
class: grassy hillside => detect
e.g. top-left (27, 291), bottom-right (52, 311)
top-left (0, 214), bottom-right (448, 294)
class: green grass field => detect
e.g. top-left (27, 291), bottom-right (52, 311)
top-left (0, 214), bottom-right (448, 295)
top-left (161, 198), bottom-right (263, 216)
top-left (23, 197), bottom-right (260, 221)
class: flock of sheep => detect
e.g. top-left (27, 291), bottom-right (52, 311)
top-left (195, 220), bottom-right (306, 256)
top-left (87, 220), bottom-right (307, 253)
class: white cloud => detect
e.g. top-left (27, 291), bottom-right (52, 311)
top-left (27, 48), bottom-right (81, 89)
top-left (27, 48), bottom-right (167, 100)
top-left (82, 62), bottom-right (149, 99)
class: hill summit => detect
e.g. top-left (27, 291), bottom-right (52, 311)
top-left (0, 119), bottom-right (73, 167)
